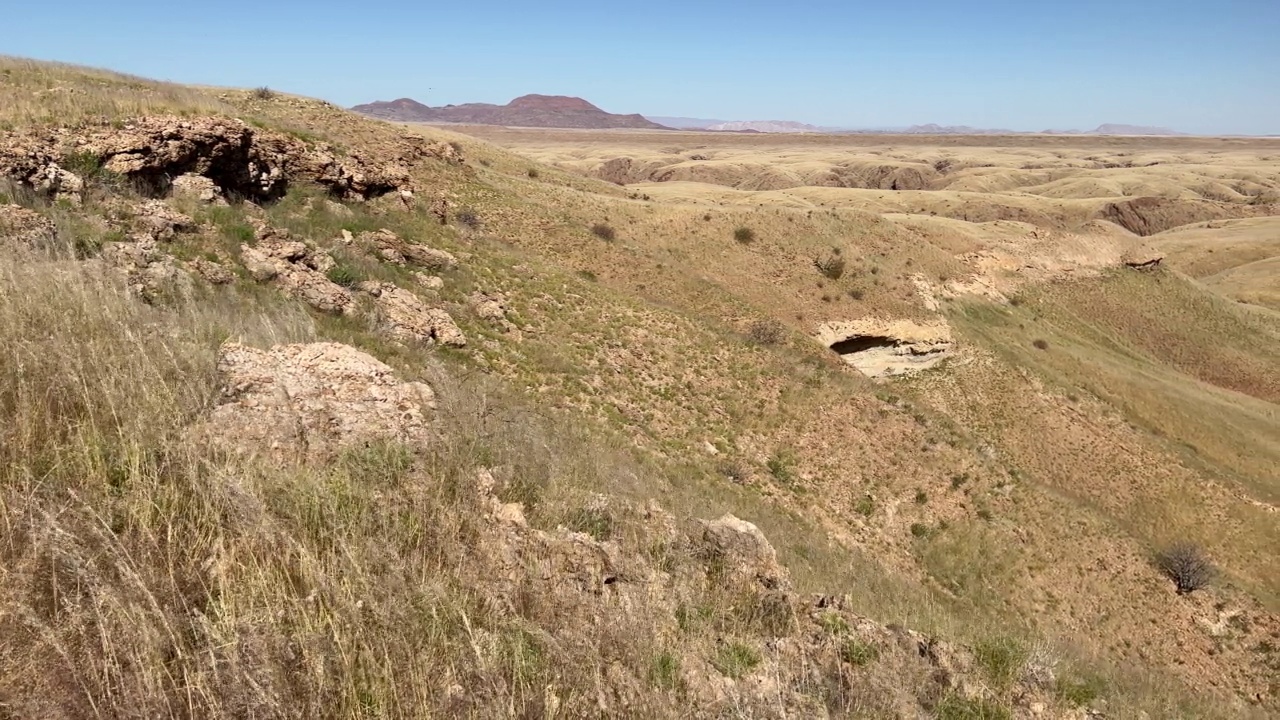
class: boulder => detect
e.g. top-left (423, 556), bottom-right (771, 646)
top-left (170, 173), bottom-right (226, 205)
top-left (0, 204), bottom-right (57, 249)
top-left (101, 236), bottom-right (193, 302)
top-left (204, 342), bottom-right (436, 461)
top-left (361, 281), bottom-right (467, 347)
top-left (698, 514), bottom-right (789, 590)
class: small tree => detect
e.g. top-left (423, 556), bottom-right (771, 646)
top-left (1155, 542), bottom-right (1215, 594)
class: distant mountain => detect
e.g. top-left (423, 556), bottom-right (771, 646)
top-left (644, 116), bottom-right (726, 130)
top-left (352, 95), bottom-right (669, 130)
top-left (705, 120), bottom-right (822, 133)
top-left (1087, 124), bottom-right (1185, 136)
top-left (900, 124), bottom-right (1018, 135)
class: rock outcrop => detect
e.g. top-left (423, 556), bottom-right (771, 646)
top-left (0, 116), bottom-right (441, 204)
top-left (816, 318), bottom-right (954, 378)
top-left (239, 225), bottom-right (352, 314)
top-left (204, 341), bottom-right (436, 460)
top-left (356, 228), bottom-right (457, 271)
top-left (359, 281), bottom-right (467, 347)
top-left (100, 237), bottom-right (192, 301)
top-left (0, 204), bottom-right (57, 249)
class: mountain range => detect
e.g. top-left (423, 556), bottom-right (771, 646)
top-left (351, 95), bottom-right (666, 130)
top-left (352, 95), bottom-right (1188, 136)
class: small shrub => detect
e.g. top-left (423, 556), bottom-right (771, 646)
top-left (747, 318), bottom-right (785, 345)
top-left (814, 254), bottom-right (846, 280)
top-left (720, 459), bottom-right (751, 484)
top-left (1055, 674), bottom-right (1107, 707)
top-left (1032, 338), bottom-right (1049, 350)
top-left (818, 612), bottom-right (849, 635)
top-left (649, 652), bottom-right (682, 690)
top-left (973, 637), bottom-right (1027, 687)
top-left (839, 639), bottom-right (879, 667)
top-left (935, 694), bottom-right (1011, 720)
top-left (703, 213), bottom-right (712, 221)
top-left (448, 141), bottom-right (464, 154)
top-left (914, 490), bottom-right (929, 505)
top-left (252, 86), bottom-right (275, 100)
top-left (909, 523), bottom-right (931, 538)
top-left (564, 505), bottom-right (614, 541)
top-left (712, 642), bottom-right (761, 679)
top-left (733, 226), bottom-right (755, 244)
top-left (455, 208), bottom-right (481, 229)
top-left (326, 263), bottom-right (364, 289)
top-left (976, 508), bottom-right (993, 521)
top-left (1155, 542), bottom-right (1215, 594)
top-left (847, 288), bottom-right (865, 301)
top-left (590, 223), bottom-right (617, 241)
top-left (526, 168), bottom-right (539, 179)
top-left (767, 451), bottom-right (796, 486)
top-left (854, 496), bottom-right (875, 517)
top-left (950, 473), bottom-right (969, 490)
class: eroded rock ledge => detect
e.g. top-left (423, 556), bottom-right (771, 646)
top-left (816, 318), bottom-right (954, 378)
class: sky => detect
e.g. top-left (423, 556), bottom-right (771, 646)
top-left (6, 1), bottom-right (1279, 134)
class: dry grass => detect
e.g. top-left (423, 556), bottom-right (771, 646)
top-left (0, 56), bottom-right (233, 127)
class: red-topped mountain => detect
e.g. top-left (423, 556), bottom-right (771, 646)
top-left (351, 94), bottom-right (669, 130)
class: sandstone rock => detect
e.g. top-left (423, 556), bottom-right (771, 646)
top-left (204, 342), bottom-right (436, 460)
top-left (133, 199), bottom-right (194, 241)
top-left (698, 514), bottom-right (788, 590)
top-left (357, 229), bottom-right (457, 271)
top-left (415, 272), bottom-right (444, 290)
top-left (189, 258), bottom-right (236, 285)
top-left (468, 291), bottom-right (509, 324)
top-left (238, 227), bottom-right (351, 314)
top-left (170, 173), bottom-right (226, 205)
top-left (101, 236), bottom-right (192, 301)
top-left (361, 281), bottom-right (466, 347)
top-left (1, 116), bottom-right (424, 204)
top-left (0, 204), bottom-right (56, 248)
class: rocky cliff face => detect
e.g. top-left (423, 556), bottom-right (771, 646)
top-left (352, 94), bottom-right (670, 130)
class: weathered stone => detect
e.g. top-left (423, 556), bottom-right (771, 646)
top-left (204, 342), bottom-right (436, 461)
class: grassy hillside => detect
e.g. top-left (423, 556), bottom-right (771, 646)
top-left (1, 56), bottom-right (1277, 718)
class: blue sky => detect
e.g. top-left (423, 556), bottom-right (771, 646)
top-left (7, 1), bottom-right (1279, 134)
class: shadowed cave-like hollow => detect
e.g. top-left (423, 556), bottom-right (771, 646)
top-left (829, 334), bottom-right (899, 357)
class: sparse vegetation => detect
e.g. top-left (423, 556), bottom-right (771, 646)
top-left (712, 642), bottom-right (761, 679)
top-left (839, 639), bottom-right (879, 666)
top-left (590, 222), bottom-right (617, 241)
top-left (326, 261), bottom-right (365, 288)
top-left (747, 317), bottom-right (785, 345)
top-left (733, 226), bottom-right (756, 244)
top-left (814, 253), bottom-right (847, 280)
top-left (455, 207), bottom-right (481, 229)
top-left (934, 694), bottom-right (1011, 720)
top-left (1155, 542), bottom-right (1216, 594)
